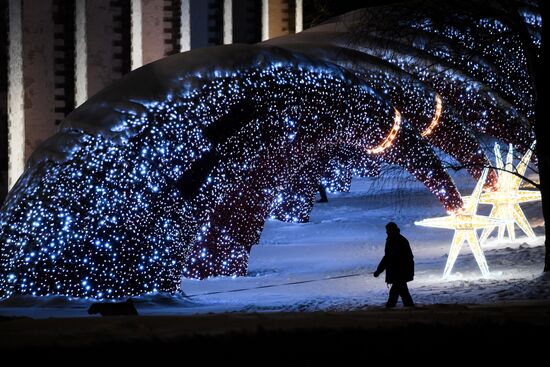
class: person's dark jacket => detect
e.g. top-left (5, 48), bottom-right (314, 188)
top-left (375, 233), bottom-right (414, 284)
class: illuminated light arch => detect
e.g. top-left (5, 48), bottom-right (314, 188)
top-left (2, 46), bottom-right (462, 299)
top-left (0, 1), bottom-right (540, 298)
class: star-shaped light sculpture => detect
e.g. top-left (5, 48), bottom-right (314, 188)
top-left (415, 168), bottom-right (504, 277)
top-left (479, 141), bottom-right (540, 243)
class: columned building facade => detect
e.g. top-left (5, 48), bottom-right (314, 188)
top-left (0, 0), bottom-right (303, 204)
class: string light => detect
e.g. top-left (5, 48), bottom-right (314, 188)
top-left (420, 94), bottom-right (442, 137)
top-left (367, 109), bottom-right (401, 154)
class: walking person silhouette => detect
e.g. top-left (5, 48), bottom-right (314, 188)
top-left (374, 222), bottom-right (415, 308)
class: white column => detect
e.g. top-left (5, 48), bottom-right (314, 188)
top-left (223, 0), bottom-right (233, 45)
top-left (180, 0), bottom-right (191, 52)
top-left (75, 0), bottom-right (88, 107)
top-left (131, 0), bottom-right (143, 70)
top-left (7, 0), bottom-right (24, 189)
top-left (261, 0), bottom-right (269, 41)
top-left (295, 0), bottom-right (303, 33)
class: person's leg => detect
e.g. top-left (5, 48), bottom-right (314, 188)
top-left (399, 282), bottom-right (415, 307)
top-left (386, 284), bottom-right (399, 307)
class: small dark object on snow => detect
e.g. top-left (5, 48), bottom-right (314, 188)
top-left (87, 298), bottom-right (138, 316)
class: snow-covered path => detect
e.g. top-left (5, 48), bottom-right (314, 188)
top-left (179, 174), bottom-right (547, 312)
top-left (0, 174), bottom-right (547, 317)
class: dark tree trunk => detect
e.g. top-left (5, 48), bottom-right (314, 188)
top-left (536, 2), bottom-right (550, 271)
top-left (500, 0), bottom-right (548, 271)
top-left (318, 184), bottom-right (328, 203)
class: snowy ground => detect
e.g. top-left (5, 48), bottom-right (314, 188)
top-left (0, 171), bottom-right (547, 318)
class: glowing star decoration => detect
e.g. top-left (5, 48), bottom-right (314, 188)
top-left (479, 141), bottom-right (540, 243)
top-left (415, 169), bottom-right (504, 277)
